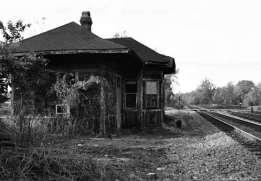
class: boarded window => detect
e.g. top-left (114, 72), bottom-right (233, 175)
top-left (144, 80), bottom-right (159, 108)
top-left (125, 81), bottom-right (137, 108)
top-left (145, 81), bottom-right (157, 94)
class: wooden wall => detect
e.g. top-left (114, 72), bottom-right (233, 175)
top-left (123, 70), bottom-right (164, 129)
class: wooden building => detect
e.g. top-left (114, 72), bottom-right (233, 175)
top-left (12, 11), bottom-right (176, 134)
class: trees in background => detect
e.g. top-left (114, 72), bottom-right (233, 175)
top-left (182, 78), bottom-right (261, 107)
top-left (164, 74), bottom-right (173, 105)
top-left (197, 79), bottom-right (216, 104)
top-left (164, 70), bottom-right (180, 107)
top-left (234, 80), bottom-right (255, 104)
top-left (181, 78), bottom-right (216, 105)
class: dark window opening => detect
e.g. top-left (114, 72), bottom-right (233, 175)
top-left (116, 77), bottom-right (121, 88)
top-left (125, 81), bottom-right (137, 108)
top-left (56, 104), bottom-right (69, 114)
top-left (126, 94), bottom-right (136, 108)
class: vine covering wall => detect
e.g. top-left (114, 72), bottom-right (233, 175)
top-left (53, 70), bottom-right (118, 135)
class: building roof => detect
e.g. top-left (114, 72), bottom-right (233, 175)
top-left (15, 22), bottom-right (128, 53)
top-left (107, 37), bottom-right (173, 64)
top-left (12, 21), bottom-right (175, 73)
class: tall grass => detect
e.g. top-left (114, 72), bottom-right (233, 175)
top-left (0, 148), bottom-right (101, 180)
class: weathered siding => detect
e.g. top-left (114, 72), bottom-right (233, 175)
top-left (122, 70), bottom-right (164, 128)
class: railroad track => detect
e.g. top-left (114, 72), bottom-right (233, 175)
top-left (229, 111), bottom-right (261, 123)
top-left (196, 110), bottom-right (261, 159)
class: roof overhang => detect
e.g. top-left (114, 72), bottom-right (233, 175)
top-left (144, 57), bottom-right (176, 74)
top-left (10, 48), bottom-right (130, 57)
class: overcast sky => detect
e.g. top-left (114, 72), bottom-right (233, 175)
top-left (1, 0), bottom-right (261, 93)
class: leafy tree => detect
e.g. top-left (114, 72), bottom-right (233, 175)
top-left (0, 20), bottom-right (56, 114)
top-left (243, 87), bottom-right (261, 106)
top-left (197, 78), bottom-right (216, 104)
top-left (224, 82), bottom-right (236, 105)
top-left (213, 87), bottom-right (225, 104)
top-left (181, 80), bottom-right (261, 107)
top-left (234, 80), bottom-right (255, 104)
top-left (0, 20), bottom-right (30, 44)
top-left (164, 68), bottom-right (179, 106)
top-left (164, 74), bottom-right (173, 105)
top-left (0, 20), bottom-right (30, 101)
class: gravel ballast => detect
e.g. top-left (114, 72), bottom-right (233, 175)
top-left (161, 110), bottom-right (261, 180)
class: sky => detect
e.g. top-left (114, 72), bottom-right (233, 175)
top-left (1, 0), bottom-right (261, 93)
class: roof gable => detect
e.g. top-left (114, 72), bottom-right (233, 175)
top-left (16, 22), bottom-right (127, 53)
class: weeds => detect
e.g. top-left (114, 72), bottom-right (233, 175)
top-left (0, 148), bottom-right (116, 180)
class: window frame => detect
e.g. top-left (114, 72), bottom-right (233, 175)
top-left (56, 104), bottom-right (70, 115)
top-left (124, 81), bottom-right (137, 109)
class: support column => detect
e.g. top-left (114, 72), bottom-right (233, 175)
top-left (99, 79), bottom-right (106, 135)
top-left (116, 76), bottom-right (122, 132)
top-left (160, 72), bottom-right (164, 124)
top-left (139, 71), bottom-right (144, 128)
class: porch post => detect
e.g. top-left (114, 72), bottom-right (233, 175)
top-left (100, 79), bottom-right (106, 135)
top-left (160, 72), bottom-right (164, 125)
top-left (139, 71), bottom-right (144, 128)
top-left (116, 76), bottom-right (122, 132)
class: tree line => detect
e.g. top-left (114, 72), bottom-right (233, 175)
top-left (181, 79), bottom-right (261, 107)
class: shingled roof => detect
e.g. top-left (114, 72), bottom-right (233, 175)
top-left (15, 22), bottom-right (128, 54)
top-left (107, 37), bottom-right (173, 64)
top-left (12, 14), bottom-right (175, 73)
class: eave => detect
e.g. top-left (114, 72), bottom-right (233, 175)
top-left (11, 48), bottom-right (130, 57)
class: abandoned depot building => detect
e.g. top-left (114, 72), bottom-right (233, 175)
top-left (9, 11), bottom-right (176, 134)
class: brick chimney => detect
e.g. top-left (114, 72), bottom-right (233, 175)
top-left (80, 11), bottom-right (92, 31)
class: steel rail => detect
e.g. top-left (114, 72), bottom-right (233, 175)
top-left (198, 110), bottom-right (261, 142)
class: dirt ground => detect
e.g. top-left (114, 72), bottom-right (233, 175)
top-left (40, 109), bottom-right (261, 180)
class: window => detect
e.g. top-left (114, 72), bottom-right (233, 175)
top-left (56, 104), bottom-right (70, 115)
top-left (78, 72), bottom-right (85, 81)
top-left (125, 81), bottom-right (137, 108)
top-left (144, 80), bottom-right (159, 108)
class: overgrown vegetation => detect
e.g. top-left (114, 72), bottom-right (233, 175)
top-left (0, 20), bottom-right (119, 176)
top-left (0, 149), bottom-right (103, 180)
top-left (164, 73), bottom-right (183, 109)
